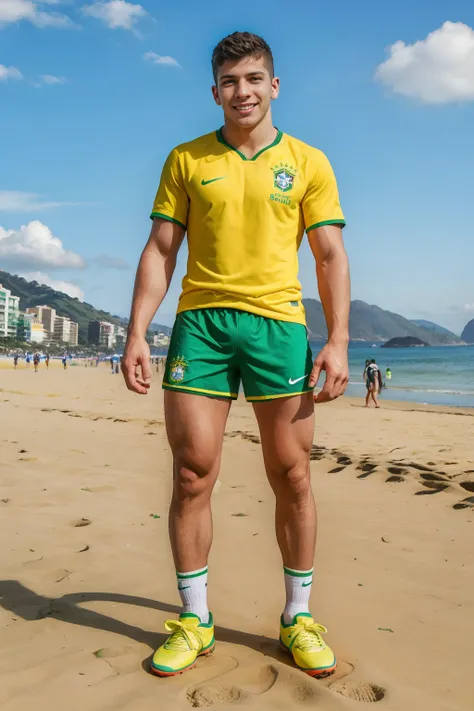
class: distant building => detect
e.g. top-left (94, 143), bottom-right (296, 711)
top-left (153, 332), bottom-right (170, 347)
top-left (0, 283), bottom-right (20, 339)
top-left (52, 315), bottom-right (78, 345)
top-left (115, 325), bottom-right (126, 348)
top-left (88, 321), bottom-right (116, 349)
top-left (26, 305), bottom-right (56, 334)
top-left (17, 312), bottom-right (44, 343)
top-left (69, 321), bottom-right (79, 346)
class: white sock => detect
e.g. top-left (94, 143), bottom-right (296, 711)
top-left (283, 565), bottom-right (313, 624)
top-left (177, 566), bottom-right (209, 624)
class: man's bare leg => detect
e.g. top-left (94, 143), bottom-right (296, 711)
top-left (371, 385), bottom-right (379, 408)
top-left (165, 390), bottom-right (231, 574)
top-left (253, 393), bottom-right (315, 571)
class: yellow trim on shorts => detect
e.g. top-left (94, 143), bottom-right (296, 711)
top-left (162, 382), bottom-right (238, 398)
top-left (246, 390), bottom-right (313, 402)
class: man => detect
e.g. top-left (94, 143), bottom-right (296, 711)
top-left (122, 32), bottom-right (350, 678)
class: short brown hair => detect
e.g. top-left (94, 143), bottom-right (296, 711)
top-left (212, 32), bottom-right (274, 84)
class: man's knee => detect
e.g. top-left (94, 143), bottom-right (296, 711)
top-left (173, 449), bottom-right (217, 501)
top-left (273, 461), bottom-right (311, 498)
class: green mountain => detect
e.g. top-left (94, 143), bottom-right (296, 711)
top-left (303, 299), bottom-right (463, 345)
top-left (0, 270), bottom-right (169, 345)
top-left (461, 319), bottom-right (474, 344)
top-left (411, 319), bottom-right (459, 339)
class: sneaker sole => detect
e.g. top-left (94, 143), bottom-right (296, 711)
top-left (279, 641), bottom-right (336, 678)
top-left (150, 641), bottom-right (216, 678)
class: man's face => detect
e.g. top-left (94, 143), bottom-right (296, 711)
top-left (212, 55), bottom-right (279, 128)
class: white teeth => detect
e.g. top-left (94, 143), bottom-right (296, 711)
top-left (235, 104), bottom-right (255, 110)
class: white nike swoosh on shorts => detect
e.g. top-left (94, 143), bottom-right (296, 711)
top-left (288, 374), bottom-right (310, 385)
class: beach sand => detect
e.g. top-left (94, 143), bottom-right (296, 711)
top-left (0, 362), bottom-right (473, 710)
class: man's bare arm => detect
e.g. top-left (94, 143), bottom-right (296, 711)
top-left (122, 218), bottom-right (185, 394)
top-left (307, 224), bottom-right (351, 401)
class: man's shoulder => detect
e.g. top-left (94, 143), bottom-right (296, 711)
top-left (170, 131), bottom-right (218, 161)
top-left (284, 133), bottom-right (327, 161)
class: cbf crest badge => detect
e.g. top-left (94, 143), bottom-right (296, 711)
top-left (272, 162), bottom-right (297, 193)
top-left (169, 355), bottom-right (188, 383)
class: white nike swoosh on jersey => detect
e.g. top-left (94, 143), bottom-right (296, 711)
top-left (288, 374), bottom-right (310, 385)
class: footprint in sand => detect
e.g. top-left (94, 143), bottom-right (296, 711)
top-left (187, 664), bottom-right (277, 707)
top-left (453, 496), bottom-right (474, 510)
top-left (72, 518), bottom-right (92, 527)
top-left (330, 680), bottom-right (385, 703)
top-left (415, 482), bottom-right (450, 495)
top-left (460, 481), bottom-right (474, 493)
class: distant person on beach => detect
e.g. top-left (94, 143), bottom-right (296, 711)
top-left (25, 354), bottom-right (31, 367)
top-left (122, 32), bottom-right (349, 679)
top-left (61, 355), bottom-right (67, 370)
top-left (13, 354), bottom-right (19, 369)
top-left (385, 366), bottom-right (392, 388)
top-left (45, 354), bottom-right (50, 370)
top-left (33, 353), bottom-right (40, 372)
top-left (365, 359), bottom-right (382, 408)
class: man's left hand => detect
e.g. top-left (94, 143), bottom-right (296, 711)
top-left (308, 342), bottom-right (349, 403)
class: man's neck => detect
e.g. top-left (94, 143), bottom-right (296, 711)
top-left (221, 114), bottom-right (278, 159)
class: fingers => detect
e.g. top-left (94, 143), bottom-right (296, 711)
top-left (308, 360), bottom-right (323, 388)
top-left (121, 357), bottom-right (151, 395)
top-left (314, 372), bottom-right (349, 404)
top-left (140, 356), bottom-right (152, 385)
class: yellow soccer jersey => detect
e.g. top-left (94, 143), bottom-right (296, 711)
top-left (151, 128), bottom-right (345, 325)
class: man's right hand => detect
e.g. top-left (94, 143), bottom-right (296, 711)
top-left (121, 335), bottom-right (152, 394)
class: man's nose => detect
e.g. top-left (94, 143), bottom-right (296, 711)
top-left (235, 80), bottom-right (251, 98)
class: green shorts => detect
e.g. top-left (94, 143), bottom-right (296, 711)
top-left (162, 308), bottom-right (314, 401)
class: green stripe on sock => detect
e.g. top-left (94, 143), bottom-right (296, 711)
top-left (176, 567), bottom-right (208, 580)
top-left (283, 566), bottom-right (314, 578)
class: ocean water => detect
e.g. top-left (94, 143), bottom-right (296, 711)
top-left (309, 343), bottom-right (474, 409)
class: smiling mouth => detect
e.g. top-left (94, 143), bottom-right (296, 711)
top-left (233, 103), bottom-right (257, 113)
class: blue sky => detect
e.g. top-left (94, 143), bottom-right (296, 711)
top-left (1, 0), bottom-right (473, 334)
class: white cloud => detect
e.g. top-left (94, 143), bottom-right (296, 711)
top-left (144, 51), bottom-right (181, 68)
top-left (0, 191), bottom-right (85, 211)
top-left (40, 73), bottom-right (66, 85)
top-left (0, 221), bottom-right (85, 270)
top-left (82, 0), bottom-right (146, 30)
top-left (375, 21), bottom-right (474, 104)
top-left (0, 0), bottom-right (75, 28)
top-left (0, 64), bottom-right (23, 81)
top-left (20, 270), bottom-right (84, 301)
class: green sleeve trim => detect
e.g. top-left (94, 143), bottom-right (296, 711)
top-left (306, 219), bottom-right (346, 232)
top-left (150, 212), bottom-right (186, 229)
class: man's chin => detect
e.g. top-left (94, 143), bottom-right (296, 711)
top-left (225, 112), bottom-right (264, 129)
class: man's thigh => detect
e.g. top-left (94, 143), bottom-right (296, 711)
top-left (165, 389), bottom-right (231, 477)
top-left (252, 393), bottom-right (314, 476)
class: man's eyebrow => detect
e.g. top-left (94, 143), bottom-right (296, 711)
top-left (219, 71), bottom-right (266, 80)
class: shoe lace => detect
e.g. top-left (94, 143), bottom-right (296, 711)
top-left (163, 619), bottom-right (204, 652)
top-left (291, 620), bottom-right (328, 652)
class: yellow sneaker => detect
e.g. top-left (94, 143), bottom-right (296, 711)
top-left (279, 613), bottom-right (336, 677)
top-left (151, 612), bottom-right (215, 677)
